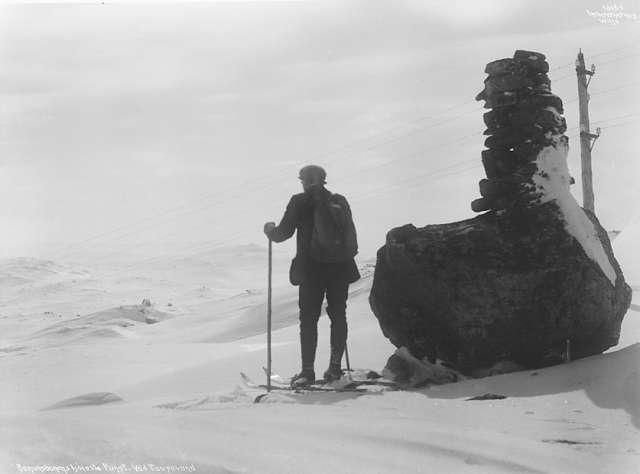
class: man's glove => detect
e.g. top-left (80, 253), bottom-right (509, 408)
top-left (263, 221), bottom-right (276, 237)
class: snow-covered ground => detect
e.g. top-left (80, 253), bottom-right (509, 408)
top-left (0, 232), bottom-right (638, 473)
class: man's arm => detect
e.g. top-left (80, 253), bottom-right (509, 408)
top-left (341, 195), bottom-right (353, 220)
top-left (265, 196), bottom-right (299, 243)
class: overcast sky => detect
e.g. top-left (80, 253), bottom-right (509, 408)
top-left (1, 0), bottom-right (639, 260)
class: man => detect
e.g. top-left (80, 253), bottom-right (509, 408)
top-left (263, 165), bottom-right (360, 387)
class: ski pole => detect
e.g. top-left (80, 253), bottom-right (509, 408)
top-left (266, 237), bottom-right (273, 392)
top-left (344, 341), bottom-right (352, 381)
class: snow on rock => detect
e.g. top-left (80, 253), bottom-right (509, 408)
top-left (532, 137), bottom-right (617, 285)
top-left (382, 346), bottom-right (462, 386)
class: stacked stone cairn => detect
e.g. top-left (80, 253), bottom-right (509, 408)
top-left (472, 50), bottom-right (567, 213)
top-left (368, 50), bottom-right (632, 381)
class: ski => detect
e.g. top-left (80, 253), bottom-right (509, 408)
top-left (262, 367), bottom-right (398, 389)
top-left (262, 367), bottom-right (292, 386)
top-left (240, 372), bottom-right (370, 393)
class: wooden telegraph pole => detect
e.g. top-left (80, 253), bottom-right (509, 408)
top-left (575, 49), bottom-right (601, 214)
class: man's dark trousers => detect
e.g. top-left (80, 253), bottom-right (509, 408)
top-left (298, 260), bottom-right (350, 371)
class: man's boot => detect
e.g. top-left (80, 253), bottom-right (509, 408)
top-left (296, 316), bottom-right (318, 387)
top-left (323, 364), bottom-right (342, 382)
top-left (323, 347), bottom-right (344, 382)
top-left (291, 367), bottom-right (316, 388)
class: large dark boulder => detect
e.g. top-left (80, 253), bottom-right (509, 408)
top-left (369, 50), bottom-right (632, 375)
top-left (369, 202), bottom-right (631, 373)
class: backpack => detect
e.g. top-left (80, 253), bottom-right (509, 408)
top-left (310, 192), bottom-right (358, 263)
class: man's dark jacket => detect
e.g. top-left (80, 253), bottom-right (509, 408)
top-left (267, 187), bottom-right (361, 286)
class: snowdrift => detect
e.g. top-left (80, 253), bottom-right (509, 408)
top-left (0, 246), bottom-right (638, 473)
top-left (22, 304), bottom-right (174, 348)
